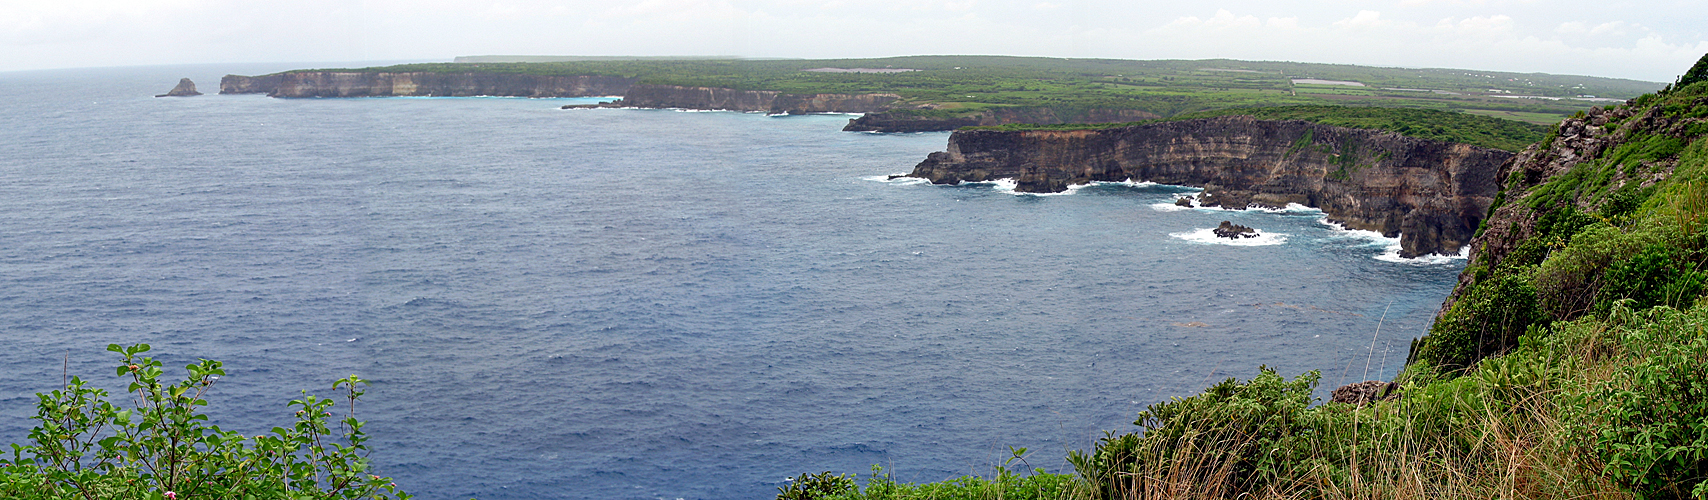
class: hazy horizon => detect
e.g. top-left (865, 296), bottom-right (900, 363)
top-left (4, 1), bottom-right (1704, 82)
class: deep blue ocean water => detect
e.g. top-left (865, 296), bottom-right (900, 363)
top-left (0, 64), bottom-right (1463, 500)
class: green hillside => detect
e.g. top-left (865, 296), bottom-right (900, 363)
top-left (774, 53), bottom-right (1708, 500)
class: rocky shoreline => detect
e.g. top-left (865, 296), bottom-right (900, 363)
top-left (217, 71), bottom-right (1161, 131)
top-left (904, 116), bottom-right (1513, 257)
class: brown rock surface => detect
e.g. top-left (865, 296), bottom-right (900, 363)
top-left (906, 116), bottom-right (1513, 257)
top-left (1331, 380), bottom-right (1399, 405)
top-left (155, 78), bottom-right (202, 97)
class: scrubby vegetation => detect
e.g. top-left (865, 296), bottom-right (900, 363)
top-left (289, 56), bottom-right (1655, 125)
top-left (782, 53), bottom-right (1708, 500)
top-left (0, 344), bottom-right (407, 500)
top-left (969, 105), bottom-right (1550, 152)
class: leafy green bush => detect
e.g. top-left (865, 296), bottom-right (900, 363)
top-left (0, 344), bottom-right (407, 500)
top-left (1068, 367), bottom-right (1319, 498)
top-left (1534, 220), bottom-right (1675, 319)
top-left (778, 471), bottom-right (857, 500)
top-left (1586, 308), bottom-right (1708, 500)
top-left (1417, 267), bottom-right (1548, 371)
top-left (1596, 244), bottom-right (1707, 314)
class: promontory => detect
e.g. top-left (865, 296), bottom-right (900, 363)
top-left (904, 116), bottom-right (1514, 257)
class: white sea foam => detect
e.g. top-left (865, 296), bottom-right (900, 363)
top-left (1318, 217), bottom-right (1469, 264)
top-left (1170, 227), bottom-right (1288, 246)
top-left (1317, 217), bottom-right (1394, 245)
top-left (1253, 203), bottom-right (1323, 215)
top-left (863, 174), bottom-right (929, 185)
top-left (1085, 178), bottom-right (1158, 188)
top-left (1375, 243), bottom-right (1469, 265)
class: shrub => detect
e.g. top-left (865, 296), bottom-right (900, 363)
top-left (1595, 244), bottom-right (1708, 314)
top-left (1588, 314), bottom-right (1708, 499)
top-left (0, 344), bottom-right (407, 500)
top-left (778, 471), bottom-right (856, 500)
top-left (1068, 367), bottom-right (1319, 498)
top-left (1418, 267), bottom-right (1548, 371)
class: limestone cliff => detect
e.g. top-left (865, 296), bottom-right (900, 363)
top-left (844, 107), bottom-right (1161, 132)
top-left (220, 74), bottom-right (284, 94)
top-left (220, 72), bottom-right (635, 98)
top-left (907, 116), bottom-right (1512, 257)
top-left (583, 84), bottom-right (900, 114)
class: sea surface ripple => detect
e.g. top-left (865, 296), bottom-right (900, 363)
top-left (0, 65), bottom-right (1463, 500)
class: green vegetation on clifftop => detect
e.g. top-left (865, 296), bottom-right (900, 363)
top-left (781, 53), bottom-right (1708, 500)
top-left (968, 105), bottom-right (1550, 152)
top-left (288, 56), bottom-right (1656, 126)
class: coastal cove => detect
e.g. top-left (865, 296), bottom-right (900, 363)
top-left (1, 65), bottom-right (1463, 500)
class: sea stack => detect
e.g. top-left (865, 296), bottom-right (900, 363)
top-left (156, 78), bottom-right (202, 97)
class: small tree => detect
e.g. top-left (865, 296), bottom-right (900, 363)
top-left (0, 344), bottom-right (409, 500)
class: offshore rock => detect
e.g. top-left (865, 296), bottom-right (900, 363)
top-left (220, 72), bottom-right (636, 98)
top-left (906, 116), bottom-right (1513, 257)
top-left (844, 107), bottom-right (1161, 133)
top-left (155, 78), bottom-right (202, 97)
top-left (1213, 221), bottom-right (1258, 239)
top-left (579, 84), bottom-right (900, 114)
top-left (1331, 380), bottom-right (1399, 405)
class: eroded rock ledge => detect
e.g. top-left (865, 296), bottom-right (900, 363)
top-left (906, 116), bottom-right (1513, 257)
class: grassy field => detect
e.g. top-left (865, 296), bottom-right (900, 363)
top-left (290, 55), bottom-right (1660, 126)
top-left (1461, 109), bottom-right (1584, 125)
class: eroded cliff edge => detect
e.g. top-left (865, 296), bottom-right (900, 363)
top-left (220, 72), bottom-right (636, 98)
top-left (844, 107), bottom-right (1161, 132)
top-left (570, 84), bottom-right (901, 114)
top-left (906, 116), bottom-right (1512, 257)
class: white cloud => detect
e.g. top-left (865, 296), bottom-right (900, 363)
top-left (0, 0), bottom-right (1702, 82)
top-left (1589, 21), bottom-right (1629, 36)
top-left (1166, 9), bottom-right (1261, 29)
top-left (944, 0), bottom-right (976, 12)
top-left (1333, 10), bottom-right (1387, 29)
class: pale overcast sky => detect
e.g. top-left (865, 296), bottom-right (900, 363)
top-left (3, 0), bottom-right (1705, 82)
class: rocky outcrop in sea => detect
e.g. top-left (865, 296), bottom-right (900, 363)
top-left (156, 78), bottom-right (202, 97)
top-left (905, 116), bottom-right (1513, 257)
top-left (1213, 221), bottom-right (1259, 239)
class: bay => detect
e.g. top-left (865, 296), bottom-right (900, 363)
top-left (0, 65), bottom-right (1461, 500)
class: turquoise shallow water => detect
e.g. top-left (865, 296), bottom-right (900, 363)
top-left (0, 64), bottom-right (1462, 500)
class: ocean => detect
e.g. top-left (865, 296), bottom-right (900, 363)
top-left (0, 64), bottom-right (1463, 500)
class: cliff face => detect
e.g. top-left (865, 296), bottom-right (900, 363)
top-left (220, 74), bottom-right (284, 94)
top-left (220, 72), bottom-right (636, 98)
top-left (907, 116), bottom-right (1512, 257)
top-left (844, 107), bottom-right (1161, 132)
top-left (606, 84), bottom-right (900, 114)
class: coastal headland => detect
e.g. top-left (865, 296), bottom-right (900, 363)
top-left (906, 116), bottom-right (1513, 257)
